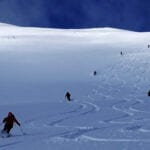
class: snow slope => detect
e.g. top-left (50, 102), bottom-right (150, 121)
top-left (0, 23), bottom-right (150, 149)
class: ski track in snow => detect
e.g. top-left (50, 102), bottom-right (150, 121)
top-left (79, 135), bottom-right (150, 142)
top-left (47, 101), bottom-right (100, 127)
top-left (48, 51), bottom-right (148, 144)
top-left (0, 141), bottom-right (22, 148)
top-left (34, 52), bottom-right (150, 147)
top-left (42, 49), bottom-right (150, 144)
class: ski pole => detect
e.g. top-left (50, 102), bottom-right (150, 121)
top-left (0, 123), bottom-right (3, 131)
top-left (19, 126), bottom-right (25, 135)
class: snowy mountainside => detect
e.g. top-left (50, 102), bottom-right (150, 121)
top-left (0, 23), bottom-right (150, 149)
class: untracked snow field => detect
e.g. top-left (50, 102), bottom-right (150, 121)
top-left (0, 23), bottom-right (150, 149)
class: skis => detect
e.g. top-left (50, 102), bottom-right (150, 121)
top-left (0, 126), bottom-right (26, 138)
top-left (0, 130), bottom-right (11, 138)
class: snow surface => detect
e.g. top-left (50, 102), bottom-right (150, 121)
top-left (0, 23), bottom-right (150, 149)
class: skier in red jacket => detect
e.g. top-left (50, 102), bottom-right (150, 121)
top-left (2, 112), bottom-right (21, 134)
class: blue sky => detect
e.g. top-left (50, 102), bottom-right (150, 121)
top-left (0, 0), bottom-right (149, 31)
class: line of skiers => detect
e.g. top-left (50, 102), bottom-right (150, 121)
top-left (2, 48), bottom-right (150, 137)
top-left (1, 57), bottom-right (150, 136)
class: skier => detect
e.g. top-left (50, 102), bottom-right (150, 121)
top-left (1, 112), bottom-right (21, 135)
top-left (148, 90), bottom-right (150, 96)
top-left (93, 71), bottom-right (97, 76)
top-left (65, 91), bottom-right (71, 101)
top-left (120, 51), bottom-right (123, 55)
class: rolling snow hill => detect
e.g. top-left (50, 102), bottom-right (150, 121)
top-left (0, 23), bottom-right (150, 149)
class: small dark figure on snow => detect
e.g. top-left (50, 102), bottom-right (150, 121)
top-left (93, 71), bottom-right (97, 76)
top-left (2, 112), bottom-right (21, 134)
top-left (148, 90), bottom-right (150, 96)
top-left (65, 91), bottom-right (71, 101)
top-left (120, 51), bottom-right (123, 55)
top-left (148, 45), bottom-right (150, 48)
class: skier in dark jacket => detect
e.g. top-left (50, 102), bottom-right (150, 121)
top-left (65, 91), bottom-right (71, 101)
top-left (93, 71), bottom-right (97, 76)
top-left (148, 90), bottom-right (150, 96)
top-left (2, 112), bottom-right (21, 134)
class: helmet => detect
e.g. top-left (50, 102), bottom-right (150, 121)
top-left (8, 112), bottom-right (13, 116)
